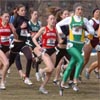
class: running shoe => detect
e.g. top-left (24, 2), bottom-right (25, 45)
top-left (94, 70), bottom-right (100, 79)
top-left (68, 81), bottom-right (73, 87)
top-left (39, 87), bottom-right (48, 94)
top-left (61, 84), bottom-right (69, 89)
top-left (59, 82), bottom-right (64, 96)
top-left (72, 83), bottom-right (79, 92)
top-left (59, 85), bottom-right (64, 96)
top-left (24, 78), bottom-right (33, 85)
top-left (0, 82), bottom-right (6, 90)
top-left (59, 81), bottom-right (70, 96)
top-left (59, 81), bottom-right (70, 89)
top-left (85, 69), bottom-right (90, 79)
top-left (53, 80), bottom-right (60, 85)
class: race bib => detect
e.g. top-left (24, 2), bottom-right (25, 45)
top-left (72, 27), bottom-right (82, 35)
top-left (20, 30), bottom-right (28, 37)
top-left (47, 39), bottom-right (55, 46)
top-left (1, 36), bottom-right (9, 42)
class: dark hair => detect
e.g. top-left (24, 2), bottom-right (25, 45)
top-left (29, 7), bottom-right (37, 15)
top-left (55, 9), bottom-right (69, 22)
top-left (17, 4), bottom-right (25, 11)
top-left (10, 6), bottom-right (17, 16)
top-left (55, 10), bottom-right (63, 22)
top-left (45, 13), bottom-right (55, 19)
top-left (29, 7), bottom-right (34, 15)
top-left (1, 10), bottom-right (9, 16)
top-left (28, 7), bottom-right (38, 19)
top-left (73, 2), bottom-right (83, 11)
top-left (93, 8), bottom-right (100, 15)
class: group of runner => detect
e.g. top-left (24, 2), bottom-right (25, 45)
top-left (0, 2), bottom-right (100, 96)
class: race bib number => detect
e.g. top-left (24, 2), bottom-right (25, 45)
top-left (47, 39), bottom-right (55, 46)
top-left (1, 36), bottom-right (9, 42)
top-left (72, 27), bottom-right (82, 35)
top-left (66, 42), bottom-right (73, 49)
top-left (20, 30), bottom-right (28, 37)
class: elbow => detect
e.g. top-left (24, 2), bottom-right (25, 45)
top-left (32, 37), bottom-right (37, 44)
top-left (32, 38), bottom-right (35, 43)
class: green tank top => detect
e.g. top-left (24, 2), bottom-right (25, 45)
top-left (28, 21), bottom-right (41, 32)
top-left (69, 16), bottom-right (85, 42)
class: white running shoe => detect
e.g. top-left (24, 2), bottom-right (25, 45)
top-left (35, 72), bottom-right (40, 81)
top-left (94, 70), bottom-right (100, 79)
top-left (39, 87), bottom-right (48, 94)
top-left (0, 82), bottom-right (6, 90)
top-left (85, 68), bottom-right (90, 79)
top-left (60, 82), bottom-right (70, 89)
top-left (53, 80), bottom-right (60, 86)
top-left (24, 78), bottom-right (33, 85)
top-left (72, 83), bottom-right (79, 92)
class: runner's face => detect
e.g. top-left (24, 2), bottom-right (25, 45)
top-left (61, 10), bottom-right (69, 19)
top-left (75, 6), bottom-right (83, 16)
top-left (2, 13), bottom-right (10, 24)
top-left (94, 10), bottom-right (100, 19)
top-left (17, 7), bottom-right (26, 16)
top-left (32, 11), bottom-right (38, 20)
top-left (47, 15), bottom-right (56, 26)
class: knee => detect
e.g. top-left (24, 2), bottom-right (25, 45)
top-left (4, 60), bottom-right (9, 68)
top-left (27, 56), bottom-right (32, 62)
top-left (48, 67), bottom-right (54, 73)
top-left (66, 66), bottom-right (72, 72)
top-left (66, 62), bottom-right (75, 71)
top-left (15, 54), bottom-right (20, 60)
top-left (79, 58), bottom-right (84, 66)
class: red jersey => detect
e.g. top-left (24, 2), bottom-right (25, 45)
top-left (42, 26), bottom-right (57, 48)
top-left (0, 22), bottom-right (11, 45)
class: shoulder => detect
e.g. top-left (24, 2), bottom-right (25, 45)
top-left (83, 17), bottom-right (90, 24)
top-left (89, 18), bottom-right (94, 25)
top-left (56, 16), bottom-right (71, 26)
top-left (40, 26), bottom-right (45, 31)
top-left (83, 17), bottom-right (88, 21)
top-left (39, 26), bottom-right (46, 32)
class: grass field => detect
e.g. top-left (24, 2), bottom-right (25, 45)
top-left (0, 56), bottom-right (100, 100)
